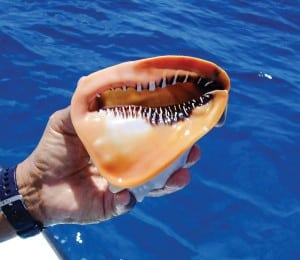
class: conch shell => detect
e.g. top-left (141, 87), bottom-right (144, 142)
top-left (71, 56), bottom-right (230, 199)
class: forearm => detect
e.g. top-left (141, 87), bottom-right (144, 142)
top-left (16, 160), bottom-right (46, 225)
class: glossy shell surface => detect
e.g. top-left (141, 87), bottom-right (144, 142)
top-left (71, 56), bottom-right (230, 188)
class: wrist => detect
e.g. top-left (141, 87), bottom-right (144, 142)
top-left (0, 164), bottom-right (45, 238)
top-left (16, 159), bottom-right (47, 226)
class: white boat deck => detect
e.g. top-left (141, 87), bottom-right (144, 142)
top-left (0, 233), bottom-right (59, 259)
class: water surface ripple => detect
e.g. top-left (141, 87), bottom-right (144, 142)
top-left (1, 1), bottom-right (299, 259)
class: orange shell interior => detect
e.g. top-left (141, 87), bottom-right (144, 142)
top-left (71, 56), bottom-right (230, 188)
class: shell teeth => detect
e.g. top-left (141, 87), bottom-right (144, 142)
top-left (172, 73), bottom-right (178, 85)
top-left (183, 105), bottom-right (189, 117)
top-left (137, 106), bottom-right (142, 117)
top-left (128, 106), bottom-right (132, 117)
top-left (183, 73), bottom-right (189, 83)
top-left (150, 109), bottom-right (157, 124)
top-left (161, 77), bottom-right (167, 88)
top-left (204, 80), bottom-right (213, 87)
top-left (149, 81), bottom-right (156, 91)
top-left (99, 73), bottom-right (215, 125)
top-left (136, 83), bottom-right (142, 92)
top-left (100, 75), bottom-right (216, 97)
top-left (121, 106), bottom-right (126, 117)
top-left (159, 107), bottom-right (164, 123)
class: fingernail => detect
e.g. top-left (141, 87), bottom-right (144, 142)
top-left (125, 192), bottom-right (136, 210)
top-left (184, 145), bottom-right (201, 168)
top-left (184, 160), bottom-right (196, 168)
top-left (115, 191), bottom-right (136, 215)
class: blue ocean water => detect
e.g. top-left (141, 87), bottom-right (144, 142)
top-left (1, 0), bottom-right (300, 259)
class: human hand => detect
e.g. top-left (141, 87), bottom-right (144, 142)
top-left (16, 106), bottom-right (200, 227)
